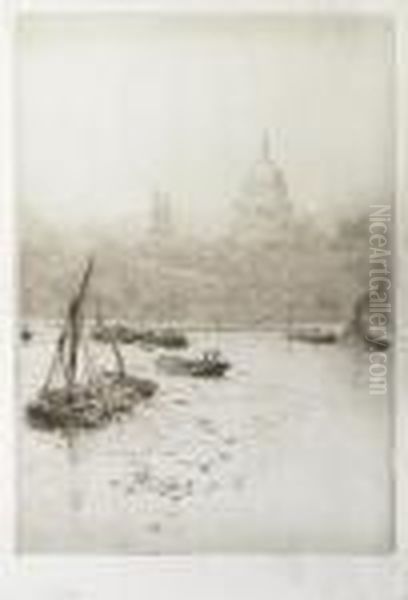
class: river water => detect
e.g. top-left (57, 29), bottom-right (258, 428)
top-left (18, 325), bottom-right (393, 553)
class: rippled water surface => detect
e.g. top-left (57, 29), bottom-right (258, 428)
top-left (19, 325), bottom-right (392, 553)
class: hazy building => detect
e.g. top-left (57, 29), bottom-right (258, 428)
top-left (233, 131), bottom-right (292, 244)
top-left (149, 189), bottom-right (173, 239)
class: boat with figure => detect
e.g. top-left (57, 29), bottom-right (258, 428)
top-left (26, 259), bottom-right (158, 433)
top-left (156, 349), bottom-right (230, 378)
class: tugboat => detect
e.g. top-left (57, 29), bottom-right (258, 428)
top-left (26, 259), bottom-right (157, 433)
top-left (156, 349), bottom-right (230, 378)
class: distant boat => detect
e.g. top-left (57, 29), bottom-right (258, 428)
top-left (92, 322), bottom-right (143, 345)
top-left (345, 291), bottom-right (391, 350)
top-left (156, 350), bottom-right (230, 378)
top-left (92, 314), bottom-right (188, 349)
top-left (26, 259), bottom-right (158, 433)
top-left (287, 325), bottom-right (338, 345)
top-left (141, 327), bottom-right (188, 350)
top-left (21, 325), bottom-right (33, 343)
top-left (90, 298), bottom-right (144, 345)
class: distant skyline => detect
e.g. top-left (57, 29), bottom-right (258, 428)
top-left (17, 14), bottom-right (394, 235)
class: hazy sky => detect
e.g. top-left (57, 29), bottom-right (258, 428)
top-left (17, 14), bottom-right (394, 234)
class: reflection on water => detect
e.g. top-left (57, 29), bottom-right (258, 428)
top-left (19, 326), bottom-right (392, 553)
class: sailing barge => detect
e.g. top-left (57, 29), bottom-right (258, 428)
top-left (26, 259), bottom-right (157, 432)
